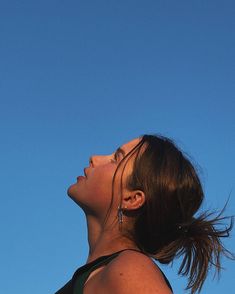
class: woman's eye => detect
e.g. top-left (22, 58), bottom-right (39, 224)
top-left (111, 152), bottom-right (118, 163)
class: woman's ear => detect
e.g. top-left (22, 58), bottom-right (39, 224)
top-left (122, 190), bottom-right (145, 210)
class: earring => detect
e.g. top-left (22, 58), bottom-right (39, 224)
top-left (118, 205), bottom-right (123, 224)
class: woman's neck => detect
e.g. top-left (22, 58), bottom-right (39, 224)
top-left (85, 214), bottom-right (139, 263)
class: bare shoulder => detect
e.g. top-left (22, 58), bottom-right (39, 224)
top-left (99, 250), bottom-right (172, 294)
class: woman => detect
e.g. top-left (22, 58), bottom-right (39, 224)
top-left (55, 134), bottom-right (233, 294)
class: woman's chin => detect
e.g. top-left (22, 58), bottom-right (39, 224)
top-left (67, 183), bottom-right (77, 198)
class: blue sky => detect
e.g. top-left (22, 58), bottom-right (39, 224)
top-left (0, 1), bottom-right (234, 293)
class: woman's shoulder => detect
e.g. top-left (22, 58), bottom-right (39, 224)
top-left (106, 249), bottom-right (158, 274)
top-left (86, 250), bottom-right (172, 294)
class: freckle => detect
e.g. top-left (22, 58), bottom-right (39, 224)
top-left (119, 272), bottom-right (123, 276)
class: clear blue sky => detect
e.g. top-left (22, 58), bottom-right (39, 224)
top-left (0, 1), bottom-right (234, 293)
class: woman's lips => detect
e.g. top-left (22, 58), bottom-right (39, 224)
top-left (76, 167), bottom-right (89, 182)
top-left (77, 176), bottom-right (85, 181)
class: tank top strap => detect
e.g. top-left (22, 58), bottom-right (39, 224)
top-left (73, 249), bottom-right (141, 294)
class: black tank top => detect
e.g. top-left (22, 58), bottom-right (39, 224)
top-left (55, 249), bottom-right (173, 294)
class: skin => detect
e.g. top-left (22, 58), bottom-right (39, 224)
top-left (67, 137), bottom-right (172, 294)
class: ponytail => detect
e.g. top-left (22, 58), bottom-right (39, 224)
top-left (154, 210), bottom-right (234, 293)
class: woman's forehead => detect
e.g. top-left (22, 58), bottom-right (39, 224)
top-left (120, 137), bottom-right (142, 154)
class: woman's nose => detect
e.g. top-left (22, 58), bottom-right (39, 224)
top-left (89, 155), bottom-right (100, 167)
top-left (89, 156), bottom-right (95, 167)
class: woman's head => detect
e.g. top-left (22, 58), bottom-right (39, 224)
top-left (123, 134), bottom-right (204, 251)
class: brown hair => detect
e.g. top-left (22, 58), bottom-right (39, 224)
top-left (121, 134), bottom-right (234, 293)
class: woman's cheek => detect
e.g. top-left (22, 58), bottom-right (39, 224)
top-left (88, 173), bottom-right (113, 200)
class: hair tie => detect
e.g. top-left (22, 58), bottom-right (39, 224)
top-left (177, 224), bottom-right (189, 234)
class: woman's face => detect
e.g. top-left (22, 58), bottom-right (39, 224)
top-left (67, 137), bottom-right (141, 220)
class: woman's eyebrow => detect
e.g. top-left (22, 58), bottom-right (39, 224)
top-left (116, 147), bottom-right (125, 157)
